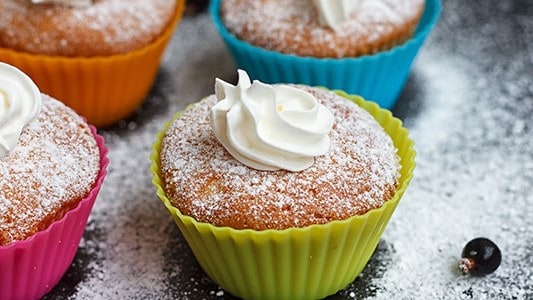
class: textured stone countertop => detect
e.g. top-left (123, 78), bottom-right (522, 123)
top-left (45, 0), bottom-right (532, 299)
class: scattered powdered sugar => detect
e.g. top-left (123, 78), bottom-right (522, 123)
top-left (0, 95), bottom-right (99, 245)
top-left (0, 0), bottom-right (177, 56)
top-left (220, 0), bottom-right (424, 57)
top-left (160, 87), bottom-right (400, 230)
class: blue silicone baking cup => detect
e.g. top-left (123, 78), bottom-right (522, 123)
top-left (210, 0), bottom-right (441, 109)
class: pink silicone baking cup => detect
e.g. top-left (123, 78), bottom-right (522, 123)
top-left (0, 125), bottom-right (109, 300)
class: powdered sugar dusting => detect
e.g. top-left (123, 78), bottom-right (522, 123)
top-left (220, 0), bottom-right (424, 57)
top-left (0, 0), bottom-right (177, 56)
top-left (0, 95), bottom-right (100, 245)
top-left (160, 87), bottom-right (400, 230)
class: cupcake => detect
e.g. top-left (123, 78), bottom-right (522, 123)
top-left (151, 70), bottom-right (415, 299)
top-left (0, 0), bottom-right (185, 127)
top-left (210, 0), bottom-right (441, 109)
top-left (0, 63), bottom-right (109, 300)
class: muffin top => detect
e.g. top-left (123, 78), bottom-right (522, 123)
top-left (160, 83), bottom-right (400, 230)
top-left (220, 0), bottom-right (425, 58)
top-left (0, 95), bottom-right (100, 245)
top-left (0, 0), bottom-right (178, 57)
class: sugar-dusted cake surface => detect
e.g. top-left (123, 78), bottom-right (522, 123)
top-left (160, 87), bottom-right (400, 230)
top-left (220, 0), bottom-right (425, 58)
top-left (0, 0), bottom-right (178, 56)
top-left (0, 95), bottom-right (100, 245)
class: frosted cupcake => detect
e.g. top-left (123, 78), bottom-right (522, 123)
top-left (152, 70), bottom-right (415, 299)
top-left (0, 62), bottom-right (109, 300)
top-left (0, 0), bottom-right (185, 127)
top-left (210, 0), bottom-right (441, 109)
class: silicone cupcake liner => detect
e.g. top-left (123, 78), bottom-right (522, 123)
top-left (210, 0), bottom-right (441, 109)
top-left (0, 125), bottom-right (109, 300)
top-left (151, 91), bottom-right (416, 300)
top-left (0, 0), bottom-right (185, 127)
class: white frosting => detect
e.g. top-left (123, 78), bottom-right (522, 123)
top-left (0, 63), bottom-right (42, 159)
top-left (311, 0), bottom-right (361, 29)
top-left (211, 70), bottom-right (334, 172)
top-left (30, 0), bottom-right (92, 7)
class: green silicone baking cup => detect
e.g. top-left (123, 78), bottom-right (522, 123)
top-left (151, 91), bottom-right (416, 300)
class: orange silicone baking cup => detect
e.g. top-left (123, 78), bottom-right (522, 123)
top-left (0, 0), bottom-right (185, 127)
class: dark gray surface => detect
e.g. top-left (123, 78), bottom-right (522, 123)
top-left (45, 0), bottom-right (533, 299)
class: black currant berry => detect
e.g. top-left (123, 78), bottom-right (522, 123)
top-left (459, 237), bottom-right (501, 276)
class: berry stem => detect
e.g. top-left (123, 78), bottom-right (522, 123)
top-left (459, 257), bottom-right (475, 274)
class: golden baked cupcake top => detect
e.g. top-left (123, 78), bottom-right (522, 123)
top-left (0, 0), bottom-right (178, 56)
top-left (220, 0), bottom-right (425, 58)
top-left (0, 63), bottom-right (100, 245)
top-left (160, 71), bottom-right (400, 230)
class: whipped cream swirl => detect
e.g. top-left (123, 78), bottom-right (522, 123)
top-left (311, 0), bottom-right (361, 29)
top-left (30, 0), bottom-right (92, 7)
top-left (0, 63), bottom-right (42, 159)
top-left (211, 70), bottom-right (334, 172)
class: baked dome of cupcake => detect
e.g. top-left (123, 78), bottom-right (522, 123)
top-left (0, 0), bottom-right (178, 57)
top-left (220, 0), bottom-right (425, 58)
top-left (159, 71), bottom-right (400, 230)
top-left (0, 94), bottom-right (100, 245)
